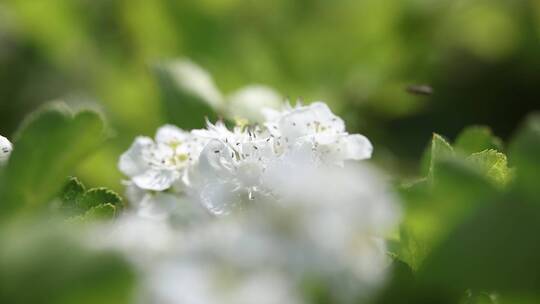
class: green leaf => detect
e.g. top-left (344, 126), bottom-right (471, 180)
top-left (61, 177), bottom-right (86, 205)
top-left (0, 104), bottom-right (106, 217)
top-left (420, 133), bottom-right (454, 179)
top-left (84, 203), bottom-right (116, 220)
top-left (418, 196), bottom-right (540, 298)
top-left (372, 258), bottom-right (415, 304)
top-left (153, 59), bottom-right (223, 129)
top-left (398, 159), bottom-right (496, 270)
top-left (58, 177), bottom-right (123, 219)
top-left (467, 149), bottom-right (512, 187)
top-left (60, 177), bottom-right (87, 216)
top-left (455, 126), bottom-right (503, 155)
top-left (508, 113), bottom-right (540, 200)
top-left (68, 203), bottom-right (117, 223)
top-left (77, 188), bottom-right (123, 211)
top-left (0, 221), bottom-right (135, 304)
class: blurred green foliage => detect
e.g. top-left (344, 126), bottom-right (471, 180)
top-left (1, 1), bottom-right (540, 303)
top-left (0, 220), bottom-right (135, 304)
top-left (0, 105), bottom-right (135, 304)
top-left (376, 113), bottom-right (540, 304)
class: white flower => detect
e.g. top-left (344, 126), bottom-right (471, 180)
top-left (0, 135), bottom-right (12, 165)
top-left (89, 213), bottom-right (178, 266)
top-left (133, 164), bottom-right (400, 303)
top-left (264, 102), bottom-right (373, 163)
top-left (189, 121), bottom-right (278, 215)
top-left (146, 260), bottom-right (303, 304)
top-left (119, 125), bottom-right (206, 192)
top-left (259, 155), bottom-right (400, 301)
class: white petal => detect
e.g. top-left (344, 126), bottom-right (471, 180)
top-left (155, 125), bottom-right (190, 145)
top-left (277, 102), bottom-right (345, 141)
top-left (0, 135), bottom-right (13, 164)
top-left (118, 136), bottom-right (153, 177)
top-left (305, 102), bottom-right (345, 131)
top-left (133, 169), bottom-right (180, 191)
top-left (199, 180), bottom-right (240, 215)
top-left (196, 140), bottom-right (234, 179)
top-left (342, 134), bottom-right (373, 160)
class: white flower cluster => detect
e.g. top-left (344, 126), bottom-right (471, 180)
top-left (110, 101), bottom-right (400, 304)
top-left (119, 101), bottom-right (373, 218)
top-left (0, 135), bottom-right (12, 165)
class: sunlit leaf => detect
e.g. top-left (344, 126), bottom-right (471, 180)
top-left (467, 149), bottom-right (512, 187)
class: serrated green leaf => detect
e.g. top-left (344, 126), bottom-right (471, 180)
top-left (61, 177), bottom-right (86, 206)
top-left (455, 126), bottom-right (503, 155)
top-left (420, 133), bottom-right (454, 178)
top-left (77, 188), bottom-right (123, 211)
top-left (153, 60), bottom-right (222, 129)
top-left (66, 203), bottom-right (117, 223)
top-left (82, 203), bottom-right (117, 221)
top-left (467, 149), bottom-right (512, 187)
top-left (508, 113), bottom-right (540, 200)
top-left (58, 177), bottom-right (123, 220)
top-left (0, 103), bottom-right (106, 217)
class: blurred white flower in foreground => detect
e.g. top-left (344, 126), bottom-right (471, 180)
top-left (0, 135), bottom-right (12, 165)
top-left (101, 158), bottom-right (400, 304)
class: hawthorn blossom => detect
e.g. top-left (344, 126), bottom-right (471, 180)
top-left (264, 102), bottom-right (373, 163)
top-left (189, 121), bottom-right (278, 215)
top-left (0, 135), bottom-right (12, 165)
top-left (119, 125), bottom-right (208, 219)
top-left (119, 125), bottom-right (206, 192)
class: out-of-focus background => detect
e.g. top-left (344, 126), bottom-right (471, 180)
top-left (1, 0), bottom-right (539, 190)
